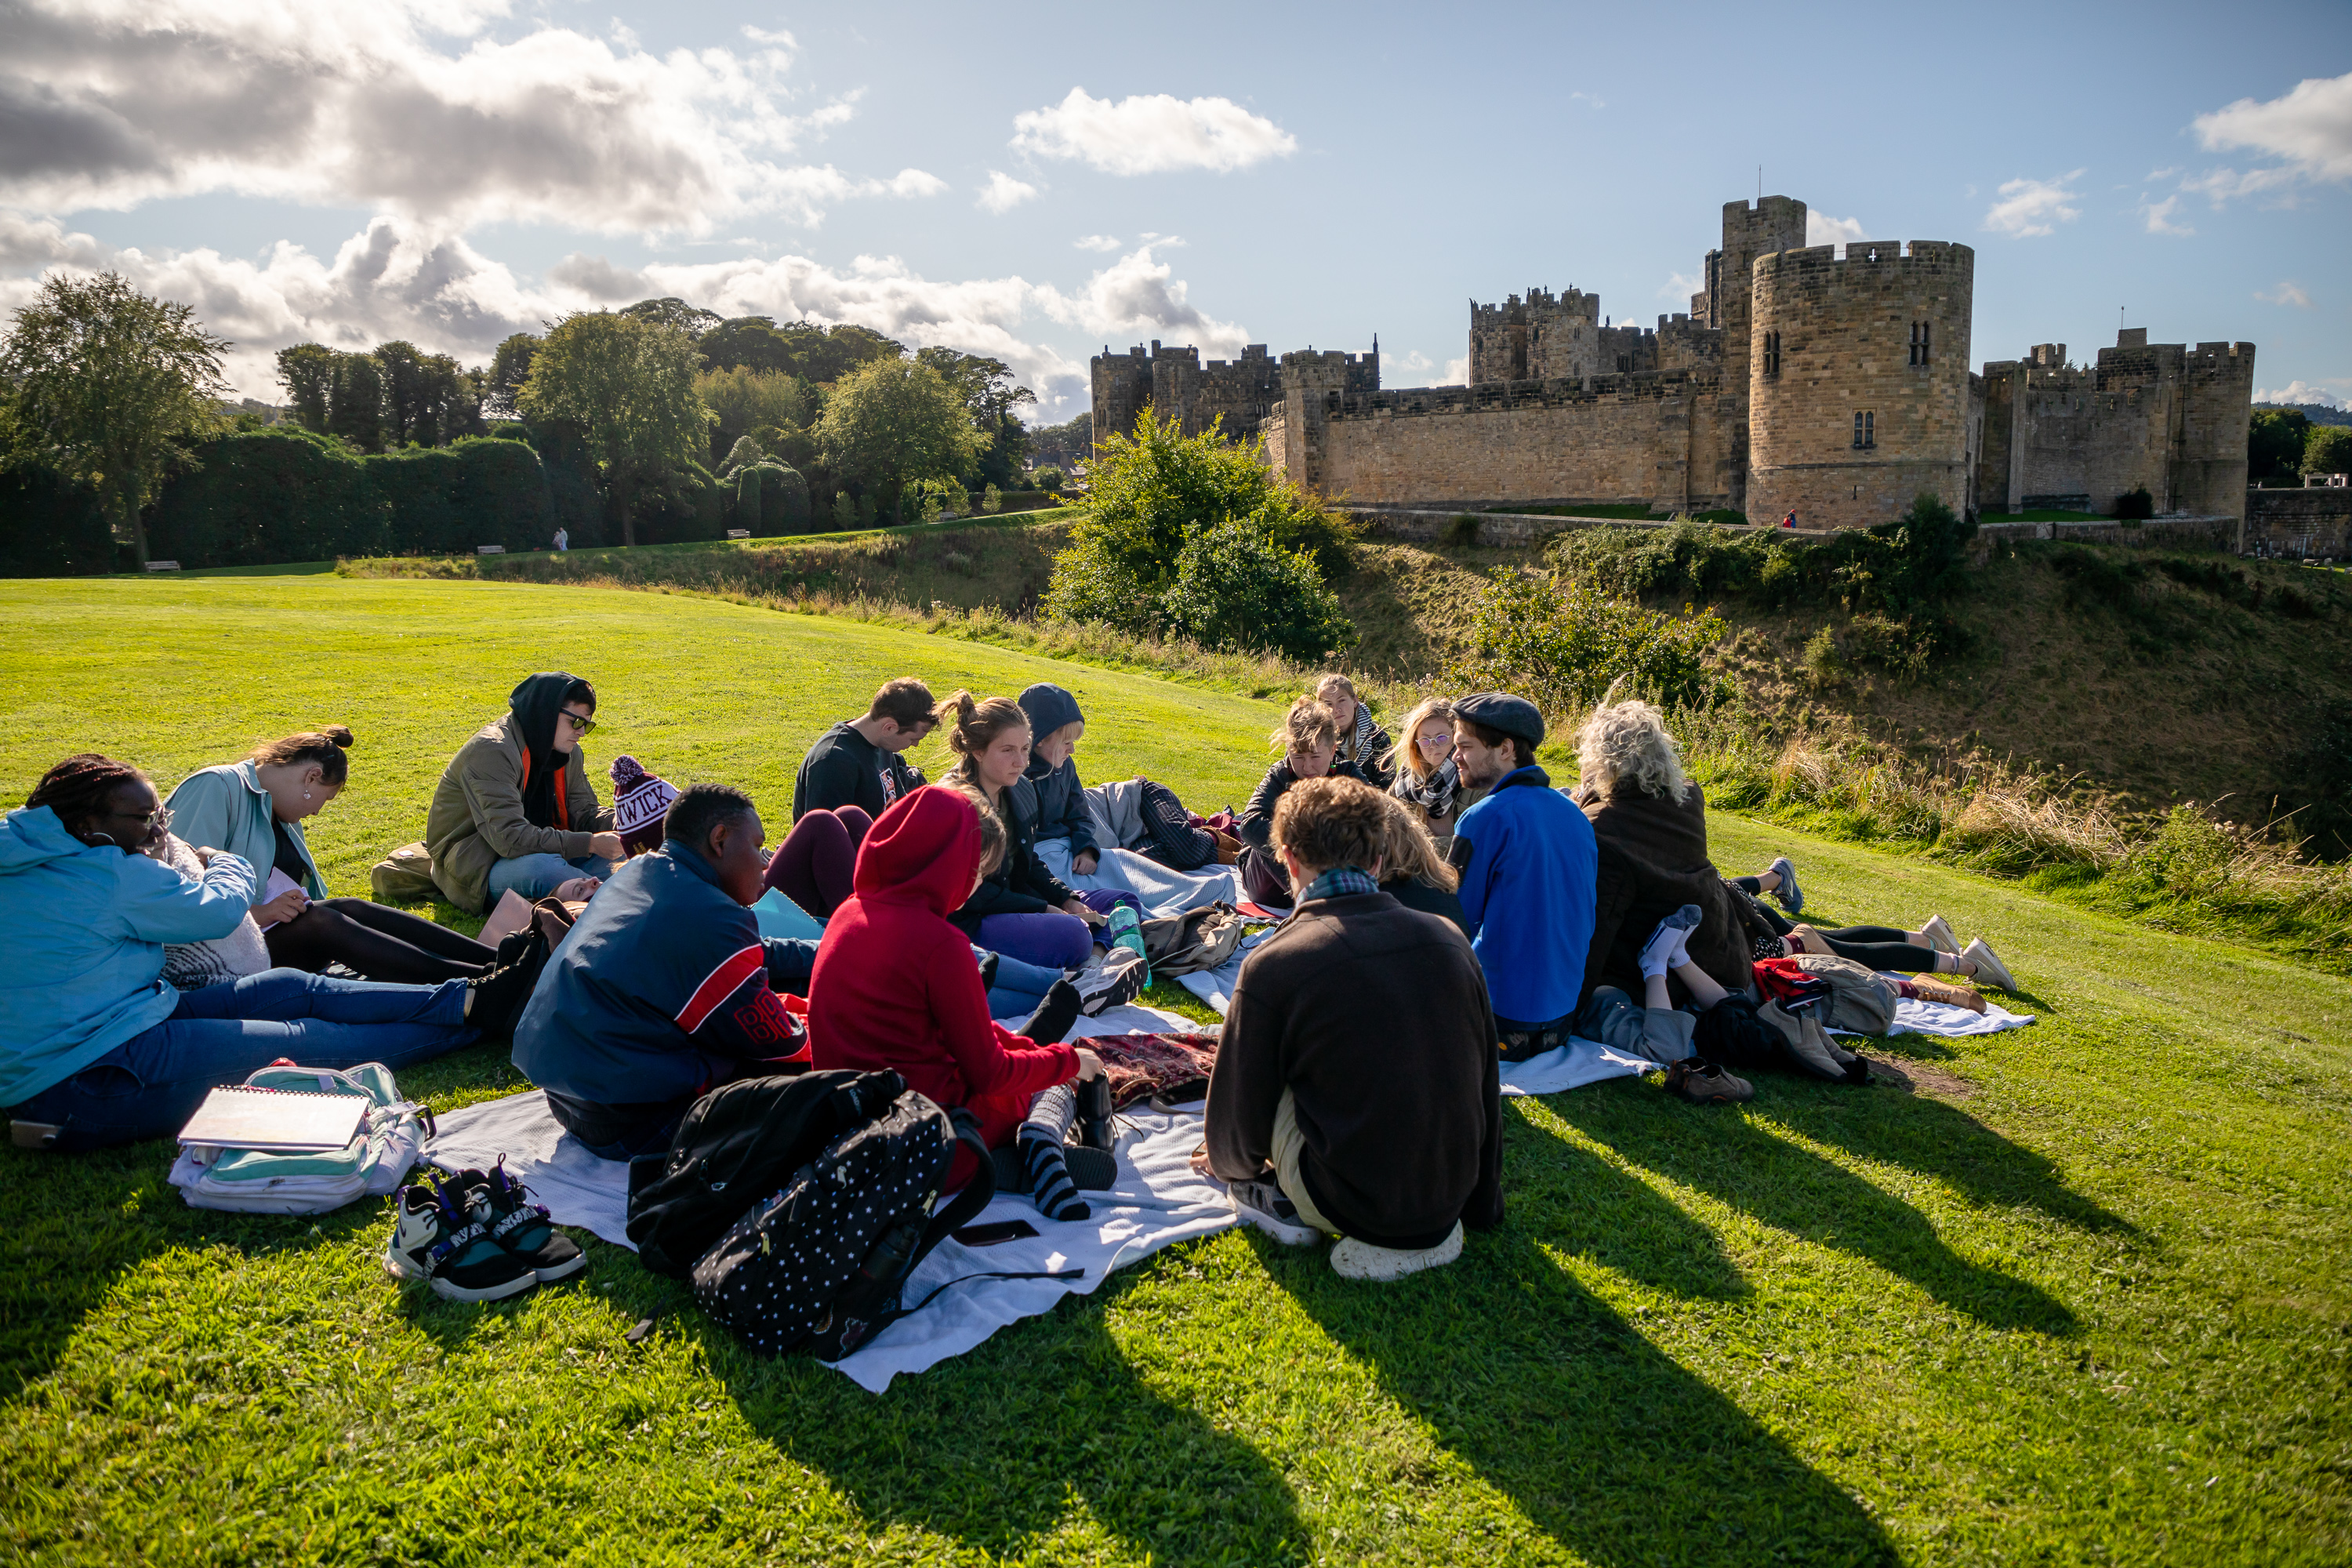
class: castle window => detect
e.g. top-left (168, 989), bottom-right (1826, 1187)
top-left (1617, 355), bottom-right (1631, 372)
top-left (1763, 331), bottom-right (1782, 376)
top-left (1853, 410), bottom-right (1875, 449)
top-left (1909, 321), bottom-right (1931, 366)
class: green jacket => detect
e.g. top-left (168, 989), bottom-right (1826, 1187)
top-left (424, 713), bottom-right (611, 913)
top-left (164, 761), bottom-right (327, 906)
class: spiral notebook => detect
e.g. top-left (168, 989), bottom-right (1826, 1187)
top-left (178, 1085), bottom-right (368, 1152)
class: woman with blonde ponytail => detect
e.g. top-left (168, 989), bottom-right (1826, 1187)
top-left (933, 690), bottom-right (1105, 971)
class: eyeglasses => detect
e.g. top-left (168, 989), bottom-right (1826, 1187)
top-left (1417, 733), bottom-right (1454, 752)
top-left (559, 710), bottom-right (597, 735)
top-left (111, 805), bottom-right (172, 832)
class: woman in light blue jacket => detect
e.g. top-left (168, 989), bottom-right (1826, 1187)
top-left (168, 728), bottom-right (499, 983)
top-left (2, 754), bottom-right (523, 1152)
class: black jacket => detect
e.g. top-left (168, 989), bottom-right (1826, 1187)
top-left (792, 723), bottom-right (924, 821)
top-left (949, 777), bottom-right (1076, 938)
top-left (1385, 875), bottom-right (1472, 939)
top-left (1238, 757), bottom-right (1368, 853)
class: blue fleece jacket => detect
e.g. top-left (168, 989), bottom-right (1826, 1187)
top-left (0, 807), bottom-right (258, 1105)
top-left (1448, 765), bottom-right (1597, 1027)
top-left (513, 840), bottom-right (819, 1111)
top-left (165, 762), bottom-right (326, 902)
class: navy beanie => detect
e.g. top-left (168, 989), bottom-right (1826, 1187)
top-left (1018, 683), bottom-right (1084, 739)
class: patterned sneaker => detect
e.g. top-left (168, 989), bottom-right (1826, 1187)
top-left (1768, 856), bottom-right (1803, 914)
top-left (1073, 949), bottom-right (1148, 1016)
top-left (383, 1178), bottom-right (539, 1302)
top-left (469, 1159), bottom-right (586, 1283)
top-left (1228, 1178), bottom-right (1320, 1246)
top-left (1664, 1058), bottom-right (1755, 1105)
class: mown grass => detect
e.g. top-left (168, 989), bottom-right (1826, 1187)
top-left (5, 576), bottom-right (2347, 1566)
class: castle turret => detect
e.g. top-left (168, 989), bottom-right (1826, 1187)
top-left (1468, 288), bottom-right (1600, 383)
top-left (1747, 239), bottom-right (1976, 528)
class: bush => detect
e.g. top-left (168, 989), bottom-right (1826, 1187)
top-left (769, 465), bottom-right (811, 531)
top-left (1445, 568), bottom-right (1729, 715)
top-left (147, 428), bottom-right (387, 564)
top-left (981, 483), bottom-right (1003, 515)
top-left (0, 463), bottom-right (119, 575)
top-left (735, 466), bottom-right (763, 532)
top-left (1160, 517), bottom-right (1356, 662)
top-left (2114, 485), bottom-right (2155, 521)
top-left (831, 491), bottom-right (856, 529)
top-left (1032, 466), bottom-right (1064, 493)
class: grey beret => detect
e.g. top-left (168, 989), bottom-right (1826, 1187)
top-left (1453, 691), bottom-right (1544, 748)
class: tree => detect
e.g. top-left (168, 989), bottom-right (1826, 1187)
top-left (519, 312), bottom-right (712, 546)
top-left (0, 271), bottom-right (230, 564)
top-left (915, 347), bottom-right (1036, 488)
top-left (328, 351), bottom-right (384, 452)
top-left (814, 358), bottom-right (983, 522)
top-left (276, 343), bottom-right (339, 433)
top-left (620, 297), bottom-right (721, 335)
top-left (695, 365), bottom-right (810, 466)
top-left (699, 316), bottom-right (903, 383)
top-left (484, 333), bottom-right (540, 419)
top-left (2304, 425), bottom-right (2352, 478)
top-left (2249, 408), bottom-right (2311, 486)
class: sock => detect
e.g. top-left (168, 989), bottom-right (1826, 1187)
top-left (1020, 978), bottom-right (1083, 1045)
top-left (1021, 1086), bottom-right (1090, 1221)
top-left (1640, 904), bottom-right (1703, 978)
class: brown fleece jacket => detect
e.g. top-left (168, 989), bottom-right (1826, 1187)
top-left (1574, 780), bottom-right (1777, 1003)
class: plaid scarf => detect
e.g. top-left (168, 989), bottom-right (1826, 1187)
top-left (1298, 865), bottom-right (1379, 903)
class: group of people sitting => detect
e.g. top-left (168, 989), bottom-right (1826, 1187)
top-left (1, 663), bottom-right (2020, 1287)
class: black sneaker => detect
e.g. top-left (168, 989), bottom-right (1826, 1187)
top-left (467, 1159), bottom-right (586, 1283)
top-left (990, 1142), bottom-right (1117, 1192)
top-left (383, 1178), bottom-right (539, 1301)
top-left (1073, 949), bottom-right (1146, 1016)
top-left (465, 957), bottom-right (538, 1033)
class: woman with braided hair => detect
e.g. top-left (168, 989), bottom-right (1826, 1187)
top-left (167, 728), bottom-right (500, 983)
top-left (1, 753), bottom-right (522, 1152)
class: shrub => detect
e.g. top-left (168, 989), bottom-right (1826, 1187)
top-left (1032, 465), bottom-right (1064, 493)
top-left (1160, 517), bottom-right (1356, 663)
top-left (2114, 485), bottom-right (2155, 521)
top-left (831, 491), bottom-right (856, 529)
top-left (1446, 568), bottom-right (1729, 716)
top-left (981, 483), bottom-right (1003, 515)
top-left (735, 466), bottom-right (763, 532)
top-left (147, 427), bottom-right (387, 564)
top-left (0, 463), bottom-right (119, 575)
top-left (769, 465), bottom-right (811, 531)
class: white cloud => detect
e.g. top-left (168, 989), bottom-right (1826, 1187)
top-left (2257, 281), bottom-right (2314, 308)
top-left (1036, 242), bottom-right (1247, 356)
top-left (1073, 234), bottom-right (1122, 252)
top-left (1569, 92), bottom-right (1605, 111)
top-left (977, 170), bottom-right (1040, 214)
top-left (1381, 349), bottom-right (1469, 387)
top-left (2140, 194), bottom-right (2194, 235)
top-left (2256, 379), bottom-right (2349, 407)
top-left (2194, 71), bottom-right (2352, 183)
top-left (1806, 211), bottom-right (1867, 247)
top-left (1981, 171), bottom-right (2085, 238)
top-left (1010, 87), bottom-right (1296, 176)
top-left (1657, 270), bottom-right (1702, 302)
top-left (1439, 354), bottom-right (1468, 384)
top-left (0, 0), bottom-right (933, 234)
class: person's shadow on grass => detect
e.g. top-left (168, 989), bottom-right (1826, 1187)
top-left (1264, 1225), bottom-right (1900, 1567)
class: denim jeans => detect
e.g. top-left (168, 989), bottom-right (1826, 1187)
top-left (983, 947), bottom-right (1066, 1019)
top-left (7, 969), bottom-right (475, 1152)
top-left (486, 852), bottom-right (615, 903)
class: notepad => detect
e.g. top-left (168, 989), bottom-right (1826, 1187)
top-left (178, 1085), bottom-right (368, 1152)
top-left (253, 869), bottom-right (304, 931)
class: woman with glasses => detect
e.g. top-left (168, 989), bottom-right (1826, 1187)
top-left (425, 672), bottom-right (622, 912)
top-left (1, 754), bottom-right (514, 1152)
top-left (1386, 696), bottom-right (1478, 851)
top-left (166, 728), bottom-right (502, 983)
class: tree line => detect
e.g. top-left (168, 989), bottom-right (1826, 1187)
top-left (0, 274), bottom-right (1071, 572)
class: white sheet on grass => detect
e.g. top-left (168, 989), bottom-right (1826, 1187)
top-left (1498, 1040), bottom-right (1660, 1096)
top-left (1036, 839), bottom-right (1240, 918)
top-left (423, 1004), bottom-right (1231, 1392)
top-left (1838, 975), bottom-right (2037, 1037)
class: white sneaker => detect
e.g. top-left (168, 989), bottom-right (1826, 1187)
top-left (1330, 1221), bottom-right (1465, 1282)
top-left (1962, 937), bottom-right (2016, 992)
top-left (1227, 1178), bottom-right (1320, 1246)
top-left (1919, 914), bottom-right (1960, 955)
top-left (1073, 948), bottom-right (1147, 1016)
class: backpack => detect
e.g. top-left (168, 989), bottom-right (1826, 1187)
top-left (1790, 952), bottom-right (1900, 1034)
top-left (689, 1089), bottom-right (1076, 1360)
top-left (625, 1069), bottom-right (907, 1277)
top-left (1139, 902), bottom-right (1251, 977)
top-left (370, 842), bottom-right (438, 904)
top-left (167, 1062), bottom-right (432, 1214)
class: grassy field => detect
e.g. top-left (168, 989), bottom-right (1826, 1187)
top-left (2, 575), bottom-right (2348, 1566)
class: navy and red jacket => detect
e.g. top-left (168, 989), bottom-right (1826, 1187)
top-left (512, 840), bottom-right (815, 1110)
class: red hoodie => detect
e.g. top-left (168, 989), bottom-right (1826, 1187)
top-left (808, 786), bottom-right (1078, 1161)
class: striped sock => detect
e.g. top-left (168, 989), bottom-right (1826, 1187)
top-left (1020, 1083), bottom-right (1089, 1221)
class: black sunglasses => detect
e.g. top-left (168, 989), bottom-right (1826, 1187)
top-left (559, 710), bottom-right (597, 735)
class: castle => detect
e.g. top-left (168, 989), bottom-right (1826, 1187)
top-left (1088, 194), bottom-right (2256, 531)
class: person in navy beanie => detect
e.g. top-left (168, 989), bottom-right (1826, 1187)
top-left (609, 756), bottom-right (680, 858)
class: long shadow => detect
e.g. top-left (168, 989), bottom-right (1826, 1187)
top-left (1503, 1101), bottom-right (1751, 1301)
top-left (699, 1272), bottom-right (1313, 1566)
top-left (1560, 1088), bottom-right (2078, 1335)
top-left (1269, 1225), bottom-right (1899, 1566)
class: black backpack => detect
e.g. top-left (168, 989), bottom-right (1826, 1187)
top-left (626, 1069), bottom-right (906, 1276)
top-left (689, 1088), bottom-right (1078, 1360)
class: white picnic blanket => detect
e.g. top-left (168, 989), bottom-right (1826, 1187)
top-left (1845, 976), bottom-right (2037, 1037)
top-left (423, 1004), bottom-right (1230, 1392)
top-left (1037, 839), bottom-right (1240, 918)
top-left (1498, 1040), bottom-right (1659, 1096)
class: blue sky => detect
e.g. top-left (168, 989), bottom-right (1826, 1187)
top-left (5, 0), bottom-right (2348, 417)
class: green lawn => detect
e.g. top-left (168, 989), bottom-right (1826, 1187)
top-left (2, 576), bottom-right (2348, 1566)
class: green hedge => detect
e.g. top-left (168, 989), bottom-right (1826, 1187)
top-left (0, 466), bottom-right (120, 576)
top-left (140, 429), bottom-right (555, 568)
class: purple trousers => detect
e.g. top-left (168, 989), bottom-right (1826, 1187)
top-left (765, 806), bottom-right (873, 917)
top-left (977, 911), bottom-right (1094, 971)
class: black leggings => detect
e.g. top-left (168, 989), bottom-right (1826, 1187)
top-left (1732, 879), bottom-right (1939, 974)
top-left (263, 897), bottom-right (497, 984)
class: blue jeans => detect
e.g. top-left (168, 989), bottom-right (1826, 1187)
top-left (7, 969), bottom-right (475, 1152)
top-left (984, 948), bottom-right (1065, 1019)
top-left (486, 853), bottom-right (615, 903)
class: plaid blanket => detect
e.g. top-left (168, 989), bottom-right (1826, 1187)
top-left (1074, 1032), bottom-right (1221, 1111)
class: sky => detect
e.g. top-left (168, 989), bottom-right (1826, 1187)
top-left (4, 0), bottom-right (2350, 420)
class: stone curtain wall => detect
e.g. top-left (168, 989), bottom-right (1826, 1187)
top-left (1093, 342), bottom-right (1371, 448)
top-left (2245, 488), bottom-right (2351, 557)
top-left (1747, 240), bottom-right (1976, 530)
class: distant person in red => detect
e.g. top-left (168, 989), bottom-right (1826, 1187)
top-left (1780, 510), bottom-right (1798, 529)
top-left (805, 784), bottom-right (1105, 1215)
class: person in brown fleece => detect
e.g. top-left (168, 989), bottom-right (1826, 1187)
top-left (1200, 775), bottom-right (1503, 1281)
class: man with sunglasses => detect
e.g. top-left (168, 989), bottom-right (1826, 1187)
top-left (426, 671), bottom-right (622, 912)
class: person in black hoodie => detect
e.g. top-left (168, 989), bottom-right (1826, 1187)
top-left (1013, 682), bottom-right (1099, 874)
top-left (1375, 789), bottom-right (1471, 938)
top-left (937, 691), bottom-right (1105, 969)
top-left (1236, 697), bottom-right (1363, 907)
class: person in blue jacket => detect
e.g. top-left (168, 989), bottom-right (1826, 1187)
top-left (512, 782), bottom-right (820, 1160)
top-left (1444, 692), bottom-right (1599, 1060)
top-left (1014, 682), bottom-right (1099, 874)
top-left (2, 754), bottom-right (510, 1152)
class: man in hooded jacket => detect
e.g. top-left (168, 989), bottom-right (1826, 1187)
top-left (425, 671), bottom-right (621, 912)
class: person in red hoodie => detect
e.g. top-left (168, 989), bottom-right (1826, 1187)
top-left (808, 784), bottom-right (1106, 1219)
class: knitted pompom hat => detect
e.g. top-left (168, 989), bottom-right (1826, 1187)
top-left (610, 755), bottom-right (681, 855)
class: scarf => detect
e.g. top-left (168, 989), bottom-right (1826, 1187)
top-left (506, 671), bottom-right (580, 830)
top-left (1392, 753), bottom-right (1458, 813)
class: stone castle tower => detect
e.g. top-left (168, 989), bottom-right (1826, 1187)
top-left (1747, 239), bottom-right (1977, 528)
top-left (1468, 288), bottom-right (1600, 383)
